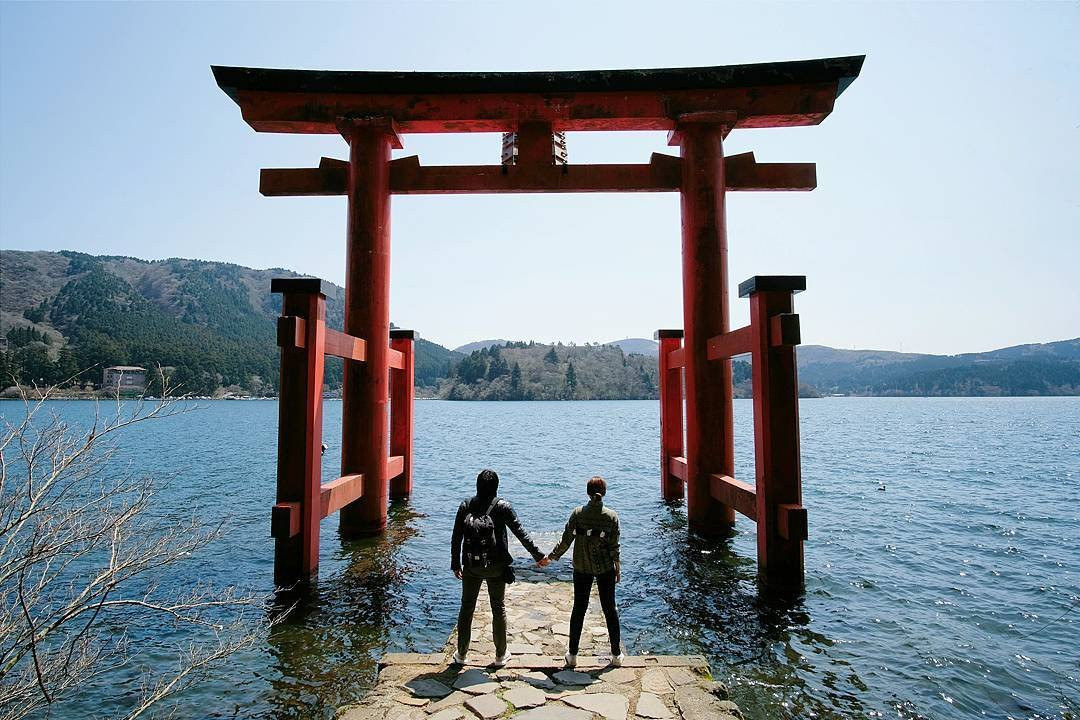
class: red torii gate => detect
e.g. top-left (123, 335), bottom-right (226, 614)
top-left (213, 56), bottom-right (864, 588)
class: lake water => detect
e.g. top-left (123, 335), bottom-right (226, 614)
top-left (5, 398), bottom-right (1078, 719)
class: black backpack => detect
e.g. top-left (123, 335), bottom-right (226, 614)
top-left (462, 497), bottom-right (500, 568)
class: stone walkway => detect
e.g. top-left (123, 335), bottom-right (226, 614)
top-left (337, 571), bottom-right (742, 719)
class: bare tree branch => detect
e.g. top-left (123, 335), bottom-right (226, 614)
top-left (0, 379), bottom-right (268, 720)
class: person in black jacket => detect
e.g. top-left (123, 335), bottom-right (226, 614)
top-left (451, 468), bottom-right (547, 666)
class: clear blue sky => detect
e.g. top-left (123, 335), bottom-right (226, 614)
top-left (2, 2), bottom-right (1077, 353)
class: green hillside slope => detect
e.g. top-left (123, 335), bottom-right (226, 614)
top-left (0, 250), bottom-right (458, 394)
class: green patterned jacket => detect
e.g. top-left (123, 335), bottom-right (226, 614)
top-left (549, 497), bottom-right (620, 575)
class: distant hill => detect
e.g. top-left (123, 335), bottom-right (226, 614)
top-left (0, 250), bottom-right (459, 394)
top-left (454, 339), bottom-right (514, 354)
top-left (606, 338), bottom-right (659, 357)
top-left (797, 340), bottom-right (1080, 396)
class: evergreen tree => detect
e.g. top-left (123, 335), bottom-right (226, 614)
top-left (55, 347), bottom-right (80, 384)
top-left (544, 346), bottom-right (558, 364)
top-left (565, 362), bottom-right (577, 398)
top-left (510, 362), bottom-right (522, 399)
top-left (486, 354), bottom-right (509, 381)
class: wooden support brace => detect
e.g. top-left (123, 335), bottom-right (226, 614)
top-left (387, 348), bottom-right (405, 370)
top-left (387, 454), bottom-right (404, 479)
top-left (706, 325), bottom-right (753, 361)
top-left (669, 456), bottom-right (688, 482)
top-left (325, 328), bottom-right (367, 361)
top-left (321, 473), bottom-right (364, 518)
top-left (279, 318), bottom-right (368, 361)
top-left (271, 455), bottom-right (407, 539)
top-left (709, 473), bottom-right (758, 521)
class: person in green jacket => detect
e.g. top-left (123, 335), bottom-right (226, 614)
top-left (545, 476), bottom-right (624, 667)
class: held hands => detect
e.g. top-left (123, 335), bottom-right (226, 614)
top-left (536, 555), bottom-right (551, 568)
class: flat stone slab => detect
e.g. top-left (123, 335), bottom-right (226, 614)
top-left (512, 706), bottom-right (594, 720)
top-left (465, 693), bottom-right (507, 719)
top-left (641, 668), bottom-right (673, 695)
top-left (425, 691), bottom-right (470, 713)
top-left (515, 670), bottom-right (557, 689)
top-left (397, 695), bottom-right (429, 707)
top-left (404, 677), bottom-right (452, 698)
top-left (598, 667), bottom-right (637, 684)
top-left (429, 709), bottom-right (467, 720)
top-left (664, 667), bottom-right (699, 687)
top-left (552, 669), bottom-right (595, 686)
top-left (507, 642), bottom-right (544, 654)
top-left (452, 668), bottom-right (501, 694)
top-left (563, 692), bottom-right (630, 720)
top-left (635, 692), bottom-right (674, 719)
top-left (504, 684), bottom-right (547, 709)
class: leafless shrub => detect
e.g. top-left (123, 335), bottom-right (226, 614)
top-left (0, 377), bottom-right (271, 719)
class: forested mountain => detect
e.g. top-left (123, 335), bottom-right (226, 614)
top-left (0, 250), bottom-right (459, 394)
top-left (437, 342), bottom-right (663, 401)
top-left (797, 340), bottom-right (1080, 396)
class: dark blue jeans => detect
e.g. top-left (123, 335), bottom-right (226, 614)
top-left (569, 570), bottom-right (621, 655)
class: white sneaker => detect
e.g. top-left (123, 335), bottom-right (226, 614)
top-left (564, 651), bottom-right (577, 667)
top-left (493, 651), bottom-right (512, 667)
top-left (610, 652), bottom-right (625, 667)
top-left (451, 650), bottom-right (466, 664)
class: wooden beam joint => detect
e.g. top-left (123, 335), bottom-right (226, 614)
top-left (277, 316), bottom-right (306, 349)
top-left (669, 456), bottom-right (688, 482)
top-left (778, 503), bottom-right (808, 540)
top-left (770, 313), bottom-right (801, 347)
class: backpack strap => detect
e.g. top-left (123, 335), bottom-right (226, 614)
top-left (485, 497), bottom-right (499, 517)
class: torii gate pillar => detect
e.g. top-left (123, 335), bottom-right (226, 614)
top-left (339, 117), bottom-right (401, 537)
top-left (676, 119), bottom-right (736, 535)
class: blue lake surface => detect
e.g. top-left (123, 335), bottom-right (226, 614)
top-left (6, 397), bottom-right (1078, 719)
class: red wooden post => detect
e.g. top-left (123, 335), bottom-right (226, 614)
top-left (271, 277), bottom-right (326, 587)
top-left (742, 275), bottom-right (808, 587)
top-left (675, 120), bottom-right (736, 535)
top-left (389, 329), bottom-right (415, 498)
top-left (658, 329), bottom-right (685, 501)
top-left (338, 117), bottom-right (401, 537)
